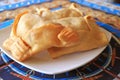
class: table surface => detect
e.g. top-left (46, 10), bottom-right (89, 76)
top-left (0, 0), bottom-right (120, 80)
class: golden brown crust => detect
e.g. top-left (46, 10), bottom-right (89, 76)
top-left (3, 4), bottom-right (109, 61)
top-left (58, 27), bottom-right (79, 47)
top-left (48, 15), bottom-right (109, 59)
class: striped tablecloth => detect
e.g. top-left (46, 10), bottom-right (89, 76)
top-left (0, 0), bottom-right (120, 80)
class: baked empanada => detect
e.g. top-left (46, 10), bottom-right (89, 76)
top-left (48, 16), bottom-right (109, 58)
top-left (3, 12), bottom-right (80, 61)
top-left (3, 4), bottom-right (109, 61)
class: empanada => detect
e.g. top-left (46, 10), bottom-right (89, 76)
top-left (3, 4), bottom-right (109, 61)
top-left (48, 16), bottom-right (109, 58)
top-left (3, 12), bottom-right (80, 61)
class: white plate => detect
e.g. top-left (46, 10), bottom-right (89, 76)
top-left (0, 26), bottom-right (111, 74)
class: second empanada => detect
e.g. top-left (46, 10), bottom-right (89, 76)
top-left (48, 16), bottom-right (109, 59)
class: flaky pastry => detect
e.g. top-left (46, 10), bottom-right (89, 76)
top-left (3, 5), bottom-right (82, 61)
top-left (48, 16), bottom-right (109, 58)
top-left (3, 4), bottom-right (109, 61)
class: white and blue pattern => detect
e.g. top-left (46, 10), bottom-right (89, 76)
top-left (0, 0), bottom-right (120, 16)
top-left (70, 0), bottom-right (120, 16)
top-left (0, 0), bottom-right (51, 12)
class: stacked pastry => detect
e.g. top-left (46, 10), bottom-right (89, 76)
top-left (3, 4), bottom-right (109, 61)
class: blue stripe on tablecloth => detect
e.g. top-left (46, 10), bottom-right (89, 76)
top-left (0, 19), bottom-right (14, 29)
top-left (0, 0), bottom-right (52, 12)
top-left (96, 21), bottom-right (120, 38)
top-left (70, 0), bottom-right (120, 16)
